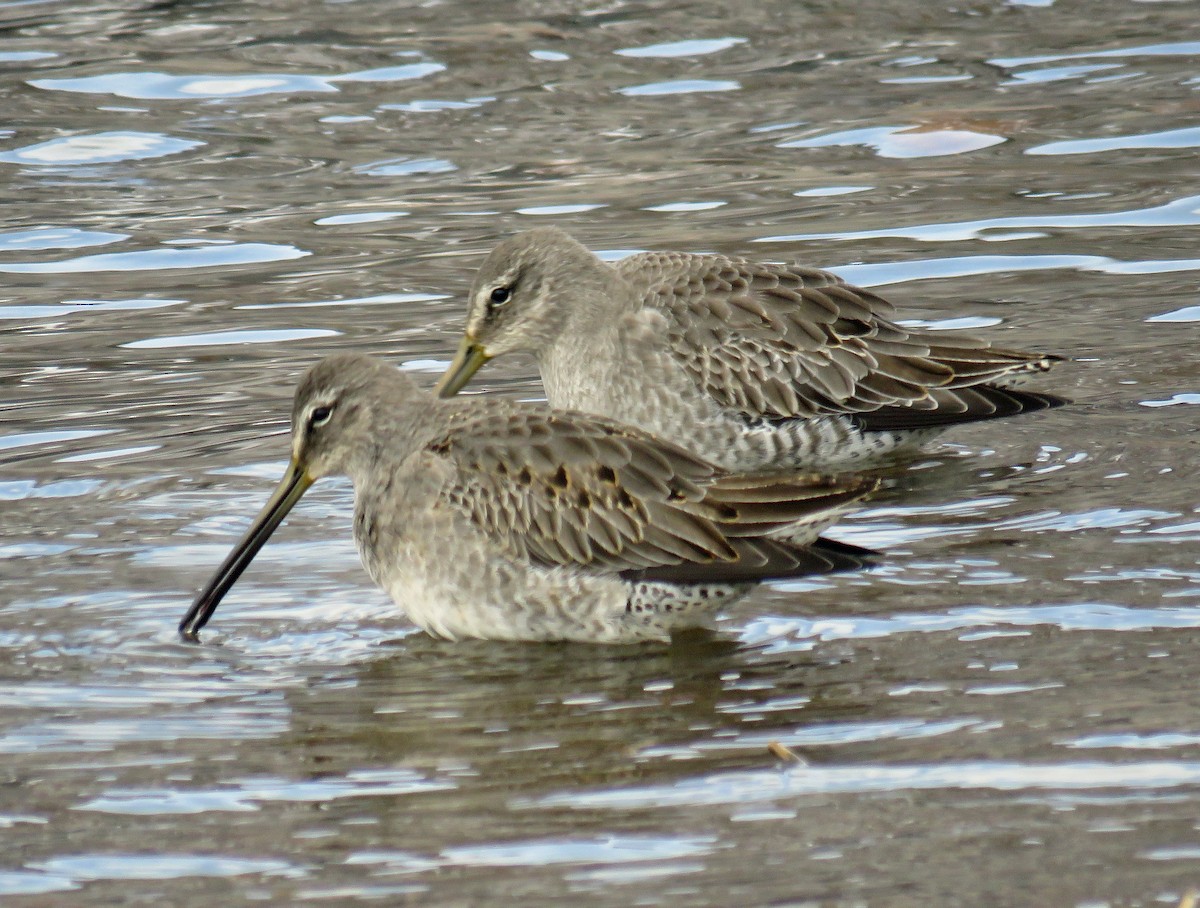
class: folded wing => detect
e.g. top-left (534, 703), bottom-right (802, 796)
top-left (430, 405), bottom-right (877, 582)
top-left (620, 252), bottom-right (1064, 423)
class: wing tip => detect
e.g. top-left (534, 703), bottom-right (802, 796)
top-left (854, 385), bottom-right (1069, 432)
top-left (617, 534), bottom-right (879, 584)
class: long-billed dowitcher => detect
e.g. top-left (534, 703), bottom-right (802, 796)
top-left (179, 354), bottom-right (877, 644)
top-left (435, 227), bottom-right (1066, 471)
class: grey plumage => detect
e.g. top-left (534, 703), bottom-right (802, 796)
top-left (180, 354), bottom-right (877, 644)
top-left (436, 227), bottom-right (1066, 470)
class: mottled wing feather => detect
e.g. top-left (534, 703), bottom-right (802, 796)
top-left (430, 404), bottom-right (875, 575)
top-left (618, 252), bottom-right (1059, 421)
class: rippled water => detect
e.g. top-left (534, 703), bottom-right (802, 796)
top-left (2, 0), bottom-right (1199, 903)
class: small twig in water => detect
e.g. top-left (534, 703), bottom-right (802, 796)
top-left (767, 741), bottom-right (806, 765)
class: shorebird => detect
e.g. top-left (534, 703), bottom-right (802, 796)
top-left (179, 354), bottom-right (877, 644)
top-left (435, 227), bottom-right (1065, 471)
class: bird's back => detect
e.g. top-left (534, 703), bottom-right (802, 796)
top-left (613, 249), bottom-right (1065, 432)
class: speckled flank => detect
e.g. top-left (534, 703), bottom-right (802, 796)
top-left (544, 333), bottom-right (941, 471)
top-left (356, 484), bottom-right (739, 643)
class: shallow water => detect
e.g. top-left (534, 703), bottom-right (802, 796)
top-left (2, 0), bottom-right (1199, 903)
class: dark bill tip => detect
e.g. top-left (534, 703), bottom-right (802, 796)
top-left (178, 459), bottom-right (314, 641)
top-left (433, 337), bottom-right (489, 399)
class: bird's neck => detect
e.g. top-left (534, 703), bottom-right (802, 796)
top-left (341, 399), bottom-right (441, 490)
top-left (540, 269), bottom-right (637, 410)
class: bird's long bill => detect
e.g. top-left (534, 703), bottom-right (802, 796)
top-left (434, 337), bottom-right (489, 398)
top-left (178, 458), bottom-right (314, 641)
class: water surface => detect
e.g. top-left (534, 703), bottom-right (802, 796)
top-left (2, 0), bottom-right (1199, 904)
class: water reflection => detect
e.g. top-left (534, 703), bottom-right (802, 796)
top-left (0, 242), bottom-right (309, 274)
top-left (758, 193), bottom-right (1200, 243)
top-left (30, 63), bottom-right (446, 100)
top-left (780, 125), bottom-right (1006, 158)
top-left (0, 131), bottom-right (203, 166)
top-left (535, 758), bottom-right (1200, 810)
top-left (1029, 126), bottom-right (1200, 156)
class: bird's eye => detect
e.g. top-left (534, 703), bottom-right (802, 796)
top-left (488, 286), bottom-right (512, 307)
top-left (309, 405), bottom-right (334, 428)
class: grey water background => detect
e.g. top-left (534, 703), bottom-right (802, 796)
top-left (2, 0), bottom-right (1199, 903)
